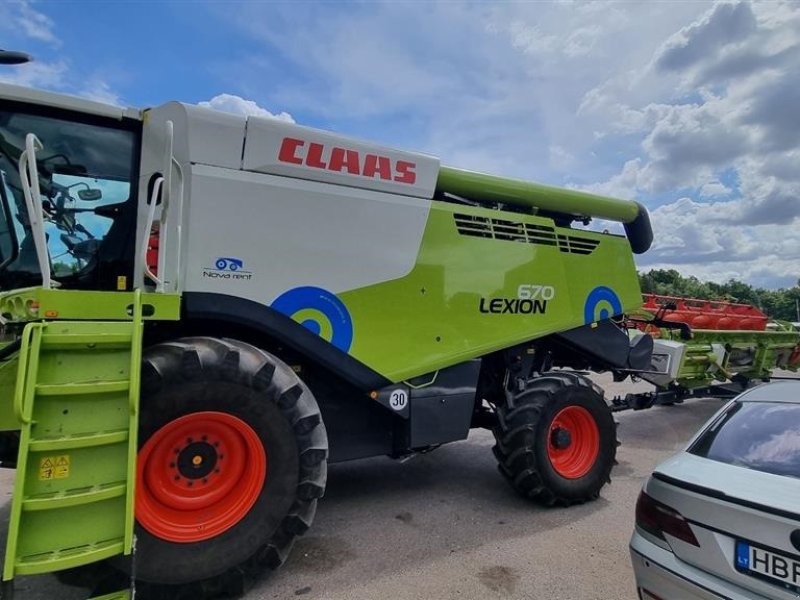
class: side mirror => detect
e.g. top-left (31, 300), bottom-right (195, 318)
top-left (77, 188), bottom-right (102, 201)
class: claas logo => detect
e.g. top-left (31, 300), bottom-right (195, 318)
top-left (278, 137), bottom-right (416, 184)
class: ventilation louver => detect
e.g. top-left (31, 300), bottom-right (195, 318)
top-left (453, 213), bottom-right (600, 255)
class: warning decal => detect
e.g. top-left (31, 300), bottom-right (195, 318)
top-left (39, 455), bottom-right (70, 480)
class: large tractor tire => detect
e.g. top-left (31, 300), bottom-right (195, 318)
top-left (492, 371), bottom-right (616, 506)
top-left (128, 337), bottom-right (328, 591)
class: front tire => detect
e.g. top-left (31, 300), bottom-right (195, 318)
top-left (130, 337), bottom-right (328, 588)
top-left (492, 371), bottom-right (616, 506)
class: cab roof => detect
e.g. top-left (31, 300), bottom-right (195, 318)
top-left (0, 82), bottom-right (140, 121)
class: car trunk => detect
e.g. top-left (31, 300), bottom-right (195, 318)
top-left (647, 453), bottom-right (800, 600)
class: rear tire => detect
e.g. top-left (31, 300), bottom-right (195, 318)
top-left (492, 371), bottom-right (616, 506)
top-left (125, 337), bottom-right (328, 590)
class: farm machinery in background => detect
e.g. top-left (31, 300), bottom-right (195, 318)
top-left (612, 294), bottom-right (800, 411)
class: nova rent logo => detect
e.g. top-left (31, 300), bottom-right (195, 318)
top-left (202, 257), bottom-right (254, 281)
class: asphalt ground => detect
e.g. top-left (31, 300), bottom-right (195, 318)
top-left (0, 374), bottom-right (741, 599)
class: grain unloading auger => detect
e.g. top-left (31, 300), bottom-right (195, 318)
top-left (0, 82), bottom-right (653, 598)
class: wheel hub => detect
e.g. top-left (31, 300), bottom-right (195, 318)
top-left (546, 405), bottom-right (600, 479)
top-left (550, 427), bottom-right (572, 450)
top-left (136, 411), bottom-right (267, 543)
top-left (176, 441), bottom-right (218, 480)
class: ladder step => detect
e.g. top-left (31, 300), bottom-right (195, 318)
top-left (40, 333), bottom-right (133, 349)
top-left (22, 482), bottom-right (127, 512)
top-left (14, 538), bottom-right (124, 576)
top-left (29, 429), bottom-right (129, 451)
top-left (35, 380), bottom-right (130, 396)
top-left (90, 591), bottom-right (131, 600)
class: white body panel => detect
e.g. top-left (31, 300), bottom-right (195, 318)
top-left (137, 102), bottom-right (439, 294)
top-left (243, 118), bottom-right (439, 199)
top-left (181, 165), bottom-right (431, 300)
top-left (143, 102), bottom-right (247, 171)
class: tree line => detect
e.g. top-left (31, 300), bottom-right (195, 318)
top-left (639, 269), bottom-right (800, 322)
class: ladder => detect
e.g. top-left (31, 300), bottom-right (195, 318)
top-left (1, 292), bottom-right (143, 599)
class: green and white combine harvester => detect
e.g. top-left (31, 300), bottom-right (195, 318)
top-left (0, 82), bottom-right (791, 599)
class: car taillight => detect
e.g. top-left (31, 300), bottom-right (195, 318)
top-left (636, 490), bottom-right (699, 547)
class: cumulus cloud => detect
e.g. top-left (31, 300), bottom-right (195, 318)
top-left (77, 79), bottom-right (122, 107)
top-left (0, 59), bottom-right (67, 89)
top-left (578, 1), bottom-right (800, 285)
top-left (0, 1), bottom-right (60, 47)
top-left (699, 181), bottom-right (732, 199)
top-left (199, 94), bottom-right (294, 122)
top-left (210, 0), bottom-right (795, 287)
top-left (0, 3), bottom-right (125, 107)
top-left (654, 2), bottom-right (757, 73)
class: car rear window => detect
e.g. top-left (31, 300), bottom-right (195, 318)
top-left (689, 401), bottom-right (800, 479)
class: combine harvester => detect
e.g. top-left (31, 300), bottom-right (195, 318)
top-left (613, 294), bottom-right (800, 411)
top-left (0, 78), bottom-right (656, 599)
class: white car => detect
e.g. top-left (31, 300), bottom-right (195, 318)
top-left (630, 381), bottom-right (800, 599)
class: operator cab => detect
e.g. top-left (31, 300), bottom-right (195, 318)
top-left (0, 95), bottom-right (141, 292)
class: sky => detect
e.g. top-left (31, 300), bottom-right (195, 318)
top-left (0, 0), bottom-right (798, 289)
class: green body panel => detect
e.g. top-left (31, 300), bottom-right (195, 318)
top-left (0, 288), bottom-right (180, 322)
top-left (2, 292), bottom-right (143, 584)
top-left (436, 166), bottom-right (640, 223)
top-left (89, 592), bottom-right (131, 600)
top-left (0, 356), bottom-right (20, 430)
top-left (340, 201), bottom-right (642, 382)
top-left (658, 328), bottom-right (800, 389)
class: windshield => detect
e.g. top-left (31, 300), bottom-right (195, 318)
top-left (0, 106), bottom-right (138, 290)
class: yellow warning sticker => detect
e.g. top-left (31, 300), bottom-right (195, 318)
top-left (117, 275), bottom-right (127, 291)
top-left (39, 455), bottom-right (70, 480)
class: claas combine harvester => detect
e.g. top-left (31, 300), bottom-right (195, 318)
top-left (0, 79), bottom-right (674, 599)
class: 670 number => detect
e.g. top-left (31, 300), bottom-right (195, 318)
top-left (517, 284), bottom-right (556, 300)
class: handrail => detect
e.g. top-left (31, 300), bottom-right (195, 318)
top-left (18, 134), bottom-right (52, 288)
top-left (128, 288), bottom-right (143, 415)
top-left (13, 322), bottom-right (44, 424)
top-left (141, 177), bottom-right (164, 291)
top-left (157, 121), bottom-right (174, 290)
top-left (170, 156), bottom-right (184, 291)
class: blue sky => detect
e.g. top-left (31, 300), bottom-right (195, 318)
top-left (1, 1), bottom-right (798, 289)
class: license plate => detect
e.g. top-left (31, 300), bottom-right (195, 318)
top-left (735, 540), bottom-right (800, 594)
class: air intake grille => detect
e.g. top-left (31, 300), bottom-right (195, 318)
top-left (453, 213), bottom-right (600, 255)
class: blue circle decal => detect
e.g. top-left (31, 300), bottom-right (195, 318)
top-left (271, 286), bottom-right (354, 352)
top-left (584, 286), bottom-right (623, 324)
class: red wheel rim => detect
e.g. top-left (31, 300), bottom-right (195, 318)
top-left (136, 411), bottom-right (267, 543)
top-left (546, 406), bottom-right (599, 479)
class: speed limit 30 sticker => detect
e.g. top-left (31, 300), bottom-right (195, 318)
top-left (389, 389), bottom-right (408, 411)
